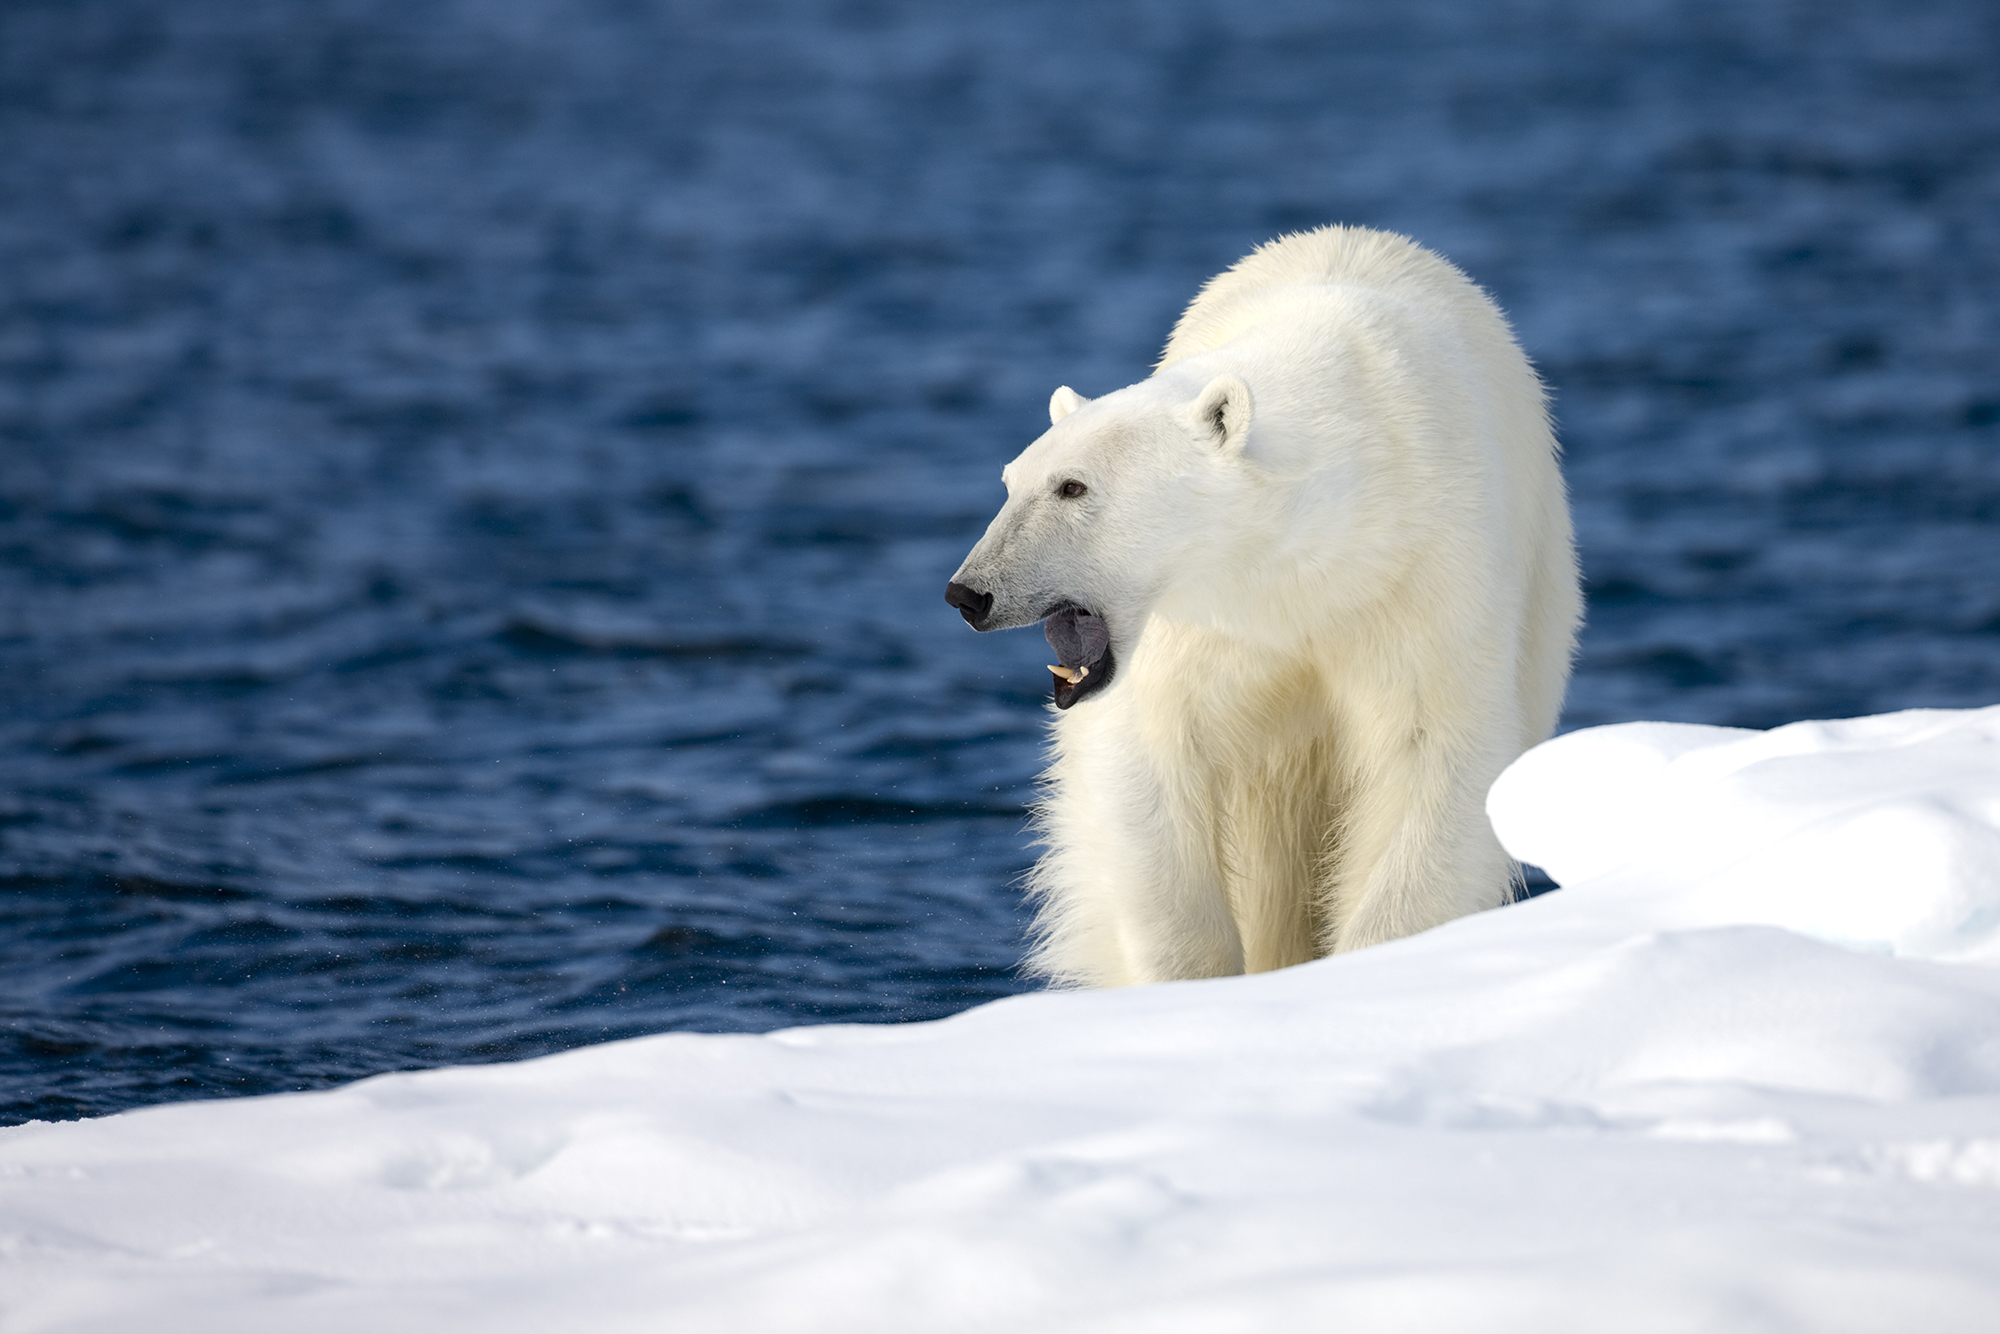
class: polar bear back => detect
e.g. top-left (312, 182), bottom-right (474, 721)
top-left (1159, 225), bottom-right (1523, 373)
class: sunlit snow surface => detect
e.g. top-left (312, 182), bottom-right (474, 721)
top-left (6, 707), bottom-right (2000, 1332)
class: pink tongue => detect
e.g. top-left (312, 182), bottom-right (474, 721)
top-left (1044, 608), bottom-right (1109, 669)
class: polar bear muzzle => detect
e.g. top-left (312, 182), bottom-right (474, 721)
top-left (1043, 605), bottom-right (1113, 709)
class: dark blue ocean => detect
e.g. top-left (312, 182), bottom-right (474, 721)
top-left (4, 0), bottom-right (1997, 1124)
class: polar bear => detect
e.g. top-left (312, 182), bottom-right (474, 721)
top-left (946, 225), bottom-right (1579, 988)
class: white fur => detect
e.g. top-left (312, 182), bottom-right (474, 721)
top-left (950, 226), bottom-right (1580, 987)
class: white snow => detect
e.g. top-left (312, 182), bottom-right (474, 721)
top-left (7, 707), bottom-right (2000, 1332)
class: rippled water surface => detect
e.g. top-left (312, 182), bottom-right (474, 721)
top-left (4, 0), bottom-right (1998, 1122)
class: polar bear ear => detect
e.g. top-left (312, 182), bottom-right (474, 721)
top-left (1188, 374), bottom-right (1253, 456)
top-left (1049, 385), bottom-right (1089, 425)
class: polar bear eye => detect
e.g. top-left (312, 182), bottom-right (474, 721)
top-left (1059, 480), bottom-right (1088, 499)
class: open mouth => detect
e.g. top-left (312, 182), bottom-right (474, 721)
top-left (1043, 604), bottom-right (1114, 709)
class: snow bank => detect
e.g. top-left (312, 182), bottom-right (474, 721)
top-left (1489, 707), bottom-right (2000, 962)
top-left (6, 708), bottom-right (2000, 1333)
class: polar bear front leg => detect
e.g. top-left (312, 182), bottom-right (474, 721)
top-left (1324, 727), bottom-right (1517, 952)
top-left (1030, 723), bottom-right (1244, 987)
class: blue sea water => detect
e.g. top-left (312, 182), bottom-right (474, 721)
top-left (3, 0), bottom-right (1997, 1123)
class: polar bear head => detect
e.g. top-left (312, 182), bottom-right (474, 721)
top-left (945, 370), bottom-right (1258, 709)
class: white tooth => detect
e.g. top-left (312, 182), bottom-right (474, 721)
top-left (1048, 665), bottom-right (1081, 684)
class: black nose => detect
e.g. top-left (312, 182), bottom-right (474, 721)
top-left (945, 581), bottom-right (994, 628)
